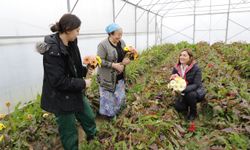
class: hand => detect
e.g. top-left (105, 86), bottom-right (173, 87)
top-left (122, 58), bottom-right (131, 65)
top-left (170, 74), bottom-right (179, 80)
top-left (112, 63), bottom-right (124, 73)
top-left (175, 90), bottom-right (182, 95)
top-left (87, 66), bottom-right (95, 76)
top-left (172, 90), bottom-right (176, 96)
top-left (85, 79), bottom-right (92, 88)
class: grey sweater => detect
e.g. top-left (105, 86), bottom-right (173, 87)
top-left (97, 38), bottom-right (126, 92)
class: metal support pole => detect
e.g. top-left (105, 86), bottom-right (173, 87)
top-left (160, 17), bottom-right (163, 44)
top-left (209, 0), bottom-right (212, 44)
top-left (165, 10), bottom-right (250, 17)
top-left (67, 0), bottom-right (71, 13)
top-left (193, 0), bottom-right (196, 44)
top-left (135, 6), bottom-right (137, 48)
top-left (112, 0), bottom-right (115, 22)
top-left (120, 0), bottom-right (163, 17)
top-left (225, 0), bottom-right (231, 43)
top-left (115, 2), bottom-right (127, 19)
top-left (163, 24), bottom-right (193, 40)
top-left (155, 14), bottom-right (157, 45)
top-left (147, 11), bottom-right (149, 48)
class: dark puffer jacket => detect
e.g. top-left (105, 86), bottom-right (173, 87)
top-left (172, 61), bottom-right (206, 99)
top-left (36, 33), bottom-right (87, 114)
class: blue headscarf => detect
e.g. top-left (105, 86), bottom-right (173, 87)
top-left (105, 23), bottom-right (121, 33)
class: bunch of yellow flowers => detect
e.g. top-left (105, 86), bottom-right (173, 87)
top-left (123, 45), bottom-right (139, 60)
top-left (168, 76), bottom-right (187, 92)
top-left (83, 55), bottom-right (102, 69)
top-left (0, 123), bottom-right (6, 142)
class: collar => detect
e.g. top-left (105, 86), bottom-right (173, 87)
top-left (108, 38), bottom-right (121, 48)
top-left (175, 60), bottom-right (196, 78)
top-left (56, 33), bottom-right (70, 56)
top-left (181, 64), bottom-right (188, 70)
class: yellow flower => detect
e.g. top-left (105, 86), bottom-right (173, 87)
top-left (96, 56), bottom-right (102, 66)
top-left (175, 78), bottom-right (186, 92)
top-left (174, 85), bottom-right (185, 92)
top-left (42, 113), bottom-right (49, 118)
top-left (132, 50), bottom-right (139, 60)
top-left (179, 79), bottom-right (186, 85)
top-left (179, 84), bottom-right (186, 91)
top-left (26, 114), bottom-right (33, 121)
top-left (5, 102), bottom-right (10, 108)
top-left (0, 135), bottom-right (4, 142)
top-left (124, 45), bottom-right (139, 60)
top-left (175, 76), bottom-right (182, 81)
top-left (170, 80), bottom-right (176, 87)
top-left (124, 45), bottom-right (135, 52)
top-left (83, 56), bottom-right (91, 65)
top-left (168, 80), bottom-right (176, 89)
top-left (168, 77), bottom-right (186, 92)
top-left (0, 114), bottom-right (6, 120)
top-left (124, 46), bottom-right (130, 52)
top-left (83, 55), bottom-right (102, 68)
top-left (0, 123), bottom-right (6, 131)
top-left (173, 85), bottom-right (179, 91)
top-left (90, 57), bottom-right (98, 67)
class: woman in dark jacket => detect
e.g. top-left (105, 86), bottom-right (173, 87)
top-left (36, 14), bottom-right (96, 150)
top-left (170, 48), bottom-right (206, 121)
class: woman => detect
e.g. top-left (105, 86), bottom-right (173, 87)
top-left (97, 23), bottom-right (130, 119)
top-left (36, 14), bottom-right (96, 150)
top-left (170, 48), bottom-right (206, 121)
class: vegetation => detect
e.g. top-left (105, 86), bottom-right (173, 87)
top-left (0, 42), bottom-right (249, 149)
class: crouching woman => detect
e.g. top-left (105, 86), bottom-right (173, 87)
top-left (170, 48), bottom-right (206, 121)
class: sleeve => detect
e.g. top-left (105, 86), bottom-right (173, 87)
top-left (75, 44), bottom-right (88, 78)
top-left (183, 68), bottom-right (202, 93)
top-left (81, 66), bottom-right (88, 78)
top-left (97, 43), bottom-right (113, 68)
top-left (78, 64), bottom-right (88, 78)
top-left (43, 47), bottom-right (86, 92)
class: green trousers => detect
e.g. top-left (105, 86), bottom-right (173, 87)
top-left (55, 96), bottom-right (97, 150)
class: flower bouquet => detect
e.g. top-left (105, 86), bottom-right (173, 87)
top-left (83, 55), bottom-right (102, 69)
top-left (123, 45), bottom-right (139, 60)
top-left (168, 76), bottom-right (187, 92)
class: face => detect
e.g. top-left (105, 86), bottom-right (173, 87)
top-left (179, 51), bottom-right (190, 65)
top-left (66, 27), bottom-right (80, 41)
top-left (110, 29), bottom-right (123, 43)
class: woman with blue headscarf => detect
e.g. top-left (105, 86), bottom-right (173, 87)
top-left (97, 23), bottom-right (130, 119)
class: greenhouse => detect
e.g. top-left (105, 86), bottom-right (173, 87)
top-left (0, 0), bottom-right (249, 149)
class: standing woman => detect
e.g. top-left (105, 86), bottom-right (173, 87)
top-left (36, 14), bottom-right (96, 150)
top-left (170, 48), bottom-right (206, 121)
top-left (97, 23), bottom-right (130, 119)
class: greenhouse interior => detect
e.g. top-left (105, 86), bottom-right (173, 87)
top-left (0, 0), bottom-right (249, 149)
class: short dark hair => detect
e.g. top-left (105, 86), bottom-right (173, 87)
top-left (50, 14), bottom-right (81, 33)
top-left (178, 48), bottom-right (194, 65)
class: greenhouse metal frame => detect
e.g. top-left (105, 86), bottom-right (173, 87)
top-left (66, 0), bottom-right (250, 47)
top-left (1, 0), bottom-right (250, 48)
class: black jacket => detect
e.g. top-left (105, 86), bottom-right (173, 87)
top-left (172, 62), bottom-right (206, 99)
top-left (36, 33), bottom-right (88, 114)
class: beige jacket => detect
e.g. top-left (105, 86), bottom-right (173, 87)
top-left (97, 38), bottom-right (126, 92)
